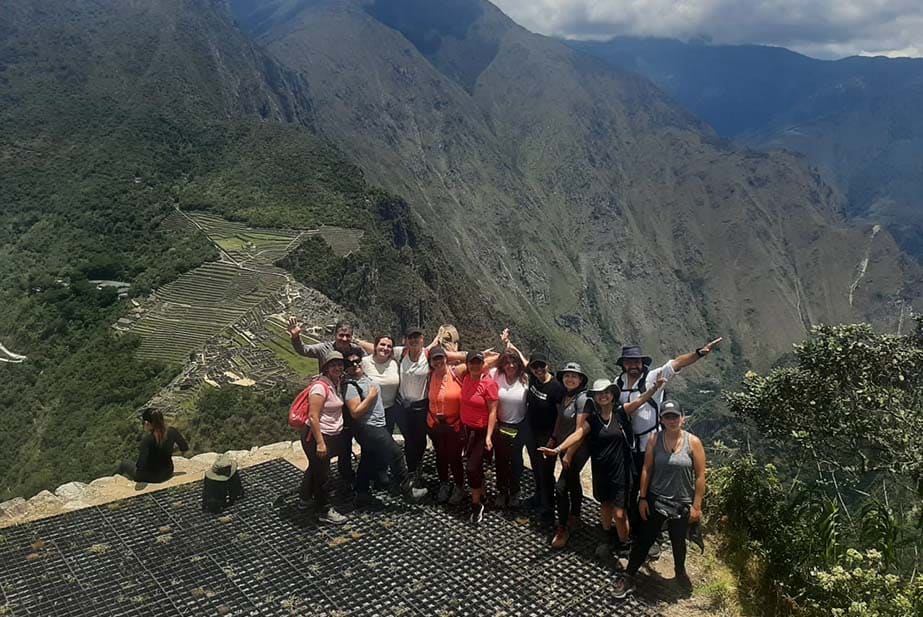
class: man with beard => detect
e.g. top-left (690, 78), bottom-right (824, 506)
top-left (614, 339), bottom-right (721, 549)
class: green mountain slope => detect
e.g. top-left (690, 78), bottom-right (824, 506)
top-left (0, 0), bottom-right (476, 499)
top-left (569, 37), bottom-right (923, 259)
top-left (230, 0), bottom-right (921, 374)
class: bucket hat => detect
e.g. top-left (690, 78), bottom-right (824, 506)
top-left (616, 345), bottom-right (652, 368)
top-left (587, 378), bottom-right (619, 394)
top-left (555, 362), bottom-right (588, 390)
top-left (205, 454), bottom-right (238, 482)
top-left (320, 350), bottom-right (344, 372)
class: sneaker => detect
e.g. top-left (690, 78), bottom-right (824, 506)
top-left (403, 485), bottom-right (428, 503)
top-left (493, 493), bottom-right (508, 509)
top-left (508, 492), bottom-right (521, 509)
top-left (551, 527), bottom-right (569, 549)
top-left (448, 484), bottom-right (466, 506)
top-left (295, 498), bottom-right (311, 512)
top-left (318, 507), bottom-right (348, 525)
top-left (470, 502), bottom-right (485, 524)
top-left (612, 574), bottom-right (635, 599)
top-left (647, 542), bottom-right (661, 562)
top-left (436, 482), bottom-right (452, 503)
top-left (614, 540), bottom-right (632, 558)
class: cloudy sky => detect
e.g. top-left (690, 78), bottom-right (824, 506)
top-left (491, 0), bottom-right (923, 59)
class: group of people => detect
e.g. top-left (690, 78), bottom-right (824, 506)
top-left (287, 318), bottom-right (720, 596)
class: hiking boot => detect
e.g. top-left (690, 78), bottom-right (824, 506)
top-left (493, 493), bottom-right (508, 509)
top-left (318, 507), bottom-right (348, 525)
top-left (551, 527), bottom-right (569, 549)
top-left (354, 492), bottom-right (384, 510)
top-left (448, 484), bottom-right (466, 506)
top-left (614, 540), bottom-right (632, 558)
top-left (647, 542), bottom-right (662, 562)
top-left (612, 574), bottom-right (635, 599)
top-left (470, 502), bottom-right (485, 524)
top-left (508, 492), bottom-right (521, 509)
top-left (675, 570), bottom-right (693, 592)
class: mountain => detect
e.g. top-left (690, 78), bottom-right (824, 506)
top-left (0, 0), bottom-right (475, 498)
top-left (569, 37), bottom-right (923, 259)
top-left (229, 0), bottom-right (920, 372)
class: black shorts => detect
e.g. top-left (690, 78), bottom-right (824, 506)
top-left (593, 480), bottom-right (629, 508)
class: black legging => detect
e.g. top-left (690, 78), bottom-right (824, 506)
top-left (300, 429), bottom-right (347, 508)
top-left (627, 497), bottom-right (691, 576)
top-left (394, 400), bottom-right (429, 474)
top-left (553, 445), bottom-right (590, 527)
top-left (353, 423), bottom-right (410, 493)
top-left (525, 425), bottom-right (555, 515)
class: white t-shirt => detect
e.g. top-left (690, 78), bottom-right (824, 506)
top-left (616, 360), bottom-right (677, 451)
top-left (361, 355), bottom-right (400, 407)
top-left (393, 346), bottom-right (430, 403)
top-left (490, 368), bottom-right (528, 424)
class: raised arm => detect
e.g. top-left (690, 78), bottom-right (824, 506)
top-left (501, 329), bottom-right (530, 367)
top-left (671, 337), bottom-right (723, 371)
top-left (287, 317), bottom-right (325, 358)
top-left (689, 434), bottom-right (707, 522)
top-left (623, 376), bottom-right (667, 415)
top-left (353, 337), bottom-right (375, 355)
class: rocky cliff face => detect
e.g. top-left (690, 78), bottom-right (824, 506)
top-left (570, 37), bottom-right (923, 261)
top-left (229, 0), bottom-right (921, 372)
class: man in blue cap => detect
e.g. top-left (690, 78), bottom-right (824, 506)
top-left (615, 337), bottom-right (721, 546)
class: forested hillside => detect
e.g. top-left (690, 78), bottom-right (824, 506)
top-left (230, 0), bottom-right (921, 375)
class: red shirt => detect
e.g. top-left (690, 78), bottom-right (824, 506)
top-left (460, 373), bottom-right (499, 429)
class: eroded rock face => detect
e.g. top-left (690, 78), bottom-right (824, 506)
top-left (191, 452), bottom-right (220, 466)
top-left (1, 497), bottom-right (28, 519)
top-left (28, 490), bottom-right (63, 509)
top-left (55, 482), bottom-right (94, 502)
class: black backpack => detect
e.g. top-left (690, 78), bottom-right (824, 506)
top-left (616, 369), bottom-right (660, 451)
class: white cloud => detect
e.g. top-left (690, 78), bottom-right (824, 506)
top-left (491, 0), bottom-right (923, 59)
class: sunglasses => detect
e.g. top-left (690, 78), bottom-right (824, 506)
top-left (345, 359), bottom-right (362, 367)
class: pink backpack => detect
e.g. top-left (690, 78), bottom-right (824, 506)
top-left (288, 378), bottom-right (333, 430)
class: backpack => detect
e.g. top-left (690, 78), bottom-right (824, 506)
top-left (616, 368), bottom-right (659, 450)
top-left (288, 378), bottom-right (334, 430)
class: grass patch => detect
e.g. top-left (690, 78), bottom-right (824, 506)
top-left (263, 336), bottom-right (319, 377)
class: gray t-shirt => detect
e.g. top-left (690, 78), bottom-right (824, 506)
top-left (293, 338), bottom-right (362, 361)
top-left (344, 376), bottom-right (386, 428)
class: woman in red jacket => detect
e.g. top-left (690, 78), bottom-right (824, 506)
top-left (460, 350), bottom-right (499, 524)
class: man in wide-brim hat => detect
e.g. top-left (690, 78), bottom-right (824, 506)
top-left (614, 337), bottom-right (721, 542)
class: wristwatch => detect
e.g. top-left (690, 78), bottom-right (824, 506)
top-left (695, 347), bottom-right (706, 357)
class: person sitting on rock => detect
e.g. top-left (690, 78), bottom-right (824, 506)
top-left (117, 409), bottom-right (189, 483)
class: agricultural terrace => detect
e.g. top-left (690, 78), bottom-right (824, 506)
top-left (186, 212), bottom-right (363, 265)
top-left (129, 262), bottom-right (287, 365)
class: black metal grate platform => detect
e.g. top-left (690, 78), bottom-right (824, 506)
top-left (0, 455), bottom-right (660, 616)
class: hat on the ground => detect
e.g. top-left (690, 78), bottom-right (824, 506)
top-left (588, 378), bottom-right (618, 394)
top-left (320, 350), bottom-right (344, 372)
top-left (205, 454), bottom-right (238, 482)
top-left (661, 400), bottom-right (683, 417)
top-left (616, 345), bottom-right (652, 368)
top-left (556, 362), bottom-right (588, 390)
top-left (528, 353), bottom-right (549, 368)
top-left (429, 346), bottom-right (447, 362)
top-left (466, 349), bottom-right (485, 363)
